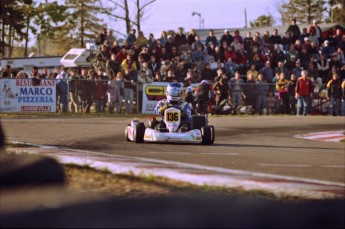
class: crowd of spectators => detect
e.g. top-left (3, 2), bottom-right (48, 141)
top-left (1, 19), bottom-right (345, 115)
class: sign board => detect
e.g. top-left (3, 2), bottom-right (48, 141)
top-left (141, 82), bottom-right (199, 114)
top-left (0, 79), bottom-right (56, 113)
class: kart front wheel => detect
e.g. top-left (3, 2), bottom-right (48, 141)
top-left (134, 123), bottom-right (145, 143)
top-left (201, 125), bottom-right (215, 145)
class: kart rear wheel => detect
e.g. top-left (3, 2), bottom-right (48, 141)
top-left (134, 123), bottom-right (145, 143)
top-left (125, 125), bottom-right (130, 141)
top-left (191, 115), bottom-right (206, 130)
top-left (201, 125), bottom-right (215, 145)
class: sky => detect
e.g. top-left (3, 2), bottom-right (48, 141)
top-left (26, 0), bottom-right (281, 47)
top-left (108, 0), bottom-right (281, 39)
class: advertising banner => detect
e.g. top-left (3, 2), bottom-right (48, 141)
top-left (0, 78), bottom-right (56, 113)
top-left (141, 82), bottom-right (199, 114)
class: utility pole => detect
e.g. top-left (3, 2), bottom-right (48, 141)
top-left (244, 9), bottom-right (248, 28)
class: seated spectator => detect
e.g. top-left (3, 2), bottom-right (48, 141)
top-left (247, 64), bottom-right (259, 81)
top-left (224, 57), bottom-right (239, 78)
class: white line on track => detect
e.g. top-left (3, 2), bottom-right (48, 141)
top-left (257, 164), bottom-right (311, 167)
top-left (321, 165), bottom-right (345, 169)
top-left (200, 153), bottom-right (239, 155)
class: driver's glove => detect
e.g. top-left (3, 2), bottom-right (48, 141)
top-left (158, 105), bottom-right (168, 115)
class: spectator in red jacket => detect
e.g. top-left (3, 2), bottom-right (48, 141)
top-left (295, 70), bottom-right (313, 116)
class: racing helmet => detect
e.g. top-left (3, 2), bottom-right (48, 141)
top-left (166, 82), bottom-right (183, 104)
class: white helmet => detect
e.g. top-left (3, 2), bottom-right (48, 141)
top-left (166, 82), bottom-right (183, 104)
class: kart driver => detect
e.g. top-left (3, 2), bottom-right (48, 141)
top-left (154, 82), bottom-right (192, 131)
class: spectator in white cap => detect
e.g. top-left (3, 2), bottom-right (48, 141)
top-left (220, 29), bottom-right (233, 46)
top-left (321, 40), bottom-right (335, 60)
top-left (308, 19), bottom-right (322, 46)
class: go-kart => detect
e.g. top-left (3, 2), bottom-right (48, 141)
top-left (125, 106), bottom-right (215, 144)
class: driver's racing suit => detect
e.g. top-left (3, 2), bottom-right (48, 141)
top-left (154, 99), bottom-right (192, 123)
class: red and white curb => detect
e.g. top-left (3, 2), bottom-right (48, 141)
top-left (294, 130), bottom-right (345, 142)
top-left (9, 145), bottom-right (345, 199)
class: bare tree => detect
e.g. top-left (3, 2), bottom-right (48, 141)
top-left (102, 0), bottom-right (156, 35)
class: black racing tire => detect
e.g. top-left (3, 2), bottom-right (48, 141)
top-left (201, 125), bottom-right (215, 145)
top-left (125, 125), bottom-right (130, 142)
top-left (134, 123), bottom-right (145, 143)
top-left (191, 115), bottom-right (206, 130)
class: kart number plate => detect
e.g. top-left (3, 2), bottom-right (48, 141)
top-left (165, 111), bottom-right (180, 122)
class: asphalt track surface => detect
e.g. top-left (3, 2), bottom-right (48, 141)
top-left (2, 115), bottom-right (344, 184)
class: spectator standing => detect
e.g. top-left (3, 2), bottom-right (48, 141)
top-left (269, 29), bottom-right (283, 46)
top-left (195, 80), bottom-right (212, 115)
top-left (136, 31), bottom-right (148, 48)
top-left (255, 74), bottom-right (269, 115)
top-left (229, 70), bottom-right (244, 108)
top-left (295, 70), bottom-right (313, 116)
top-left (275, 72), bottom-right (290, 114)
top-left (288, 74), bottom-right (297, 115)
top-left (326, 73), bottom-right (342, 116)
top-left (187, 28), bottom-right (197, 48)
top-left (260, 61), bottom-right (274, 83)
top-left (126, 29), bottom-right (137, 48)
top-left (341, 80), bottom-right (345, 116)
top-left (78, 68), bottom-right (88, 113)
top-left (262, 31), bottom-right (270, 46)
top-left (94, 73), bottom-right (107, 113)
top-left (108, 71), bottom-right (124, 113)
top-left (286, 18), bottom-right (301, 43)
top-left (106, 30), bottom-right (116, 47)
top-left (96, 28), bottom-right (107, 46)
top-left (308, 20), bottom-right (322, 46)
top-left (220, 29), bottom-right (234, 47)
top-left (174, 27), bottom-right (187, 53)
top-left (205, 30), bottom-right (219, 49)
top-left (266, 90), bottom-right (276, 115)
top-left (68, 69), bottom-right (80, 113)
top-left (243, 32), bottom-right (253, 55)
top-left (123, 68), bottom-right (137, 114)
top-left (84, 70), bottom-right (95, 113)
top-left (107, 72), bottom-right (117, 113)
top-left (160, 31), bottom-right (168, 47)
top-left (137, 70), bottom-right (153, 113)
top-left (233, 30), bottom-right (243, 44)
top-left (57, 72), bottom-right (68, 113)
top-left (243, 73), bottom-right (257, 111)
top-left (147, 33), bottom-right (156, 53)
